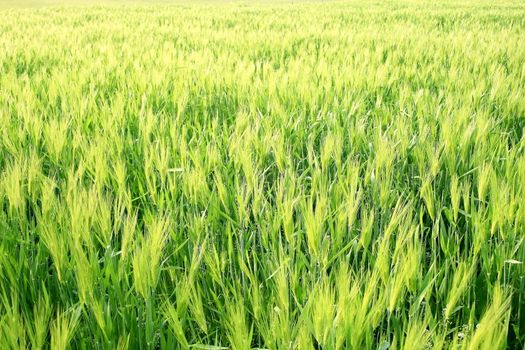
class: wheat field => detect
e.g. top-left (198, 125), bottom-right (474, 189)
top-left (0, 1), bottom-right (524, 349)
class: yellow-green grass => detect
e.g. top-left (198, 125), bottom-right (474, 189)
top-left (0, 1), bottom-right (524, 349)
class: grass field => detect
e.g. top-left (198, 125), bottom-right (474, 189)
top-left (1, 1), bottom-right (525, 349)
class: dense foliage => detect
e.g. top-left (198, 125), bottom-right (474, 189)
top-left (1, 1), bottom-right (524, 348)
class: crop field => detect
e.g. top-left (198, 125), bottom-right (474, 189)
top-left (1, 0), bottom-right (525, 349)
